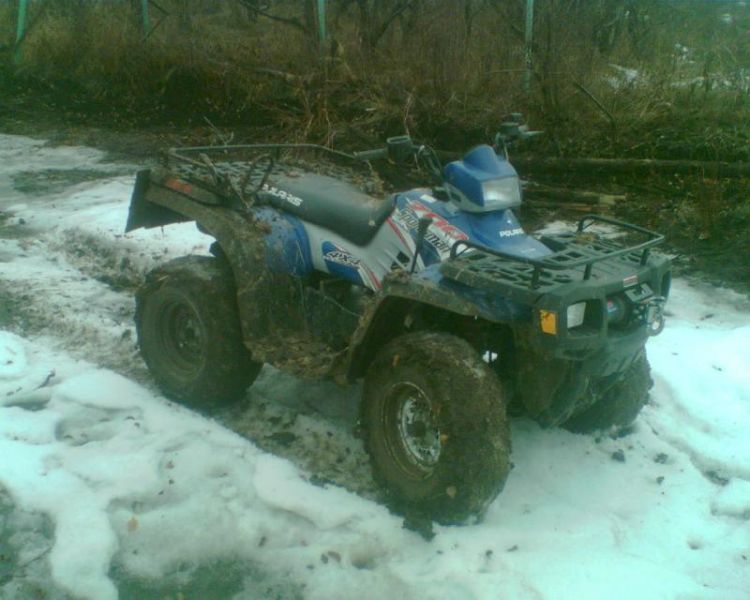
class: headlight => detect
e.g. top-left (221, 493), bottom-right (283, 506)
top-left (567, 302), bottom-right (586, 329)
top-left (481, 177), bottom-right (522, 209)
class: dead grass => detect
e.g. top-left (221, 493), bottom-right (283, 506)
top-left (1, 0), bottom-right (748, 156)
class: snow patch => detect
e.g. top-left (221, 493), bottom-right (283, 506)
top-left (2, 133), bottom-right (750, 599)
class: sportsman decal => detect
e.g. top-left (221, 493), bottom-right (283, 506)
top-left (324, 247), bottom-right (360, 268)
top-left (394, 201), bottom-right (468, 259)
top-left (321, 241), bottom-right (381, 290)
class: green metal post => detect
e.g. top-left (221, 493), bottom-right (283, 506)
top-left (141, 0), bottom-right (151, 35)
top-left (523, 0), bottom-right (535, 93)
top-left (14, 0), bottom-right (29, 64)
top-left (317, 0), bottom-right (327, 46)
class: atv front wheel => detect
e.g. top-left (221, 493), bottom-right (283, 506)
top-left (136, 256), bottom-right (262, 407)
top-left (563, 352), bottom-right (652, 433)
top-left (362, 332), bottom-right (511, 524)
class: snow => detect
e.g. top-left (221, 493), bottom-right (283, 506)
top-left (607, 51), bottom-right (750, 94)
top-left (1, 133), bottom-right (750, 599)
top-left (607, 64), bottom-right (641, 89)
top-left (536, 219), bottom-right (627, 239)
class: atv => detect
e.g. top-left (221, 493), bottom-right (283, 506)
top-left (125, 116), bottom-right (671, 524)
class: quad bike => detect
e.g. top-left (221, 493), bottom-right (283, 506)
top-left (125, 116), bottom-right (671, 524)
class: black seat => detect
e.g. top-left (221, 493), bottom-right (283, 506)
top-left (258, 173), bottom-right (394, 246)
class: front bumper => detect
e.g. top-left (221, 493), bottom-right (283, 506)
top-left (514, 323), bottom-right (652, 427)
top-left (530, 252), bottom-right (671, 359)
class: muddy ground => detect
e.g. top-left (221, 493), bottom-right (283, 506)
top-left (0, 96), bottom-right (747, 494)
top-left (1, 102), bottom-right (749, 598)
top-left (1, 105), bottom-right (746, 497)
top-left (1, 104), bottom-right (743, 506)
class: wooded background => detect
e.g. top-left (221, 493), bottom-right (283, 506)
top-left (2, 0), bottom-right (749, 159)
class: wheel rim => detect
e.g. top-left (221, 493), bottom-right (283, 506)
top-left (384, 382), bottom-right (441, 477)
top-left (156, 300), bottom-right (206, 376)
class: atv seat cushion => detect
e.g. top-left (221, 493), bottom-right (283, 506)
top-left (258, 173), bottom-right (394, 246)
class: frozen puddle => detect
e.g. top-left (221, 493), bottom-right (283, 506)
top-left (1, 133), bottom-right (749, 599)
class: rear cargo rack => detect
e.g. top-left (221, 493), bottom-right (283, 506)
top-left (161, 144), bottom-right (378, 204)
top-left (166, 143), bottom-right (359, 168)
top-left (442, 215), bottom-right (664, 299)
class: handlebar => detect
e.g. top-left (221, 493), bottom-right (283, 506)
top-left (353, 135), bottom-right (417, 163)
top-left (352, 148), bottom-right (388, 161)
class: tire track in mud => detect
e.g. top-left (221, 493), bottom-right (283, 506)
top-left (0, 237), bottom-right (146, 381)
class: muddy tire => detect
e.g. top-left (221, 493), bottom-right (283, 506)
top-left (362, 332), bottom-right (511, 524)
top-left (135, 255), bottom-right (262, 407)
top-left (563, 353), bottom-right (652, 433)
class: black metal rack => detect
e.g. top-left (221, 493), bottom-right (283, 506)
top-left (161, 144), bottom-right (379, 205)
top-left (442, 215), bottom-right (664, 300)
top-left (166, 143), bottom-right (359, 168)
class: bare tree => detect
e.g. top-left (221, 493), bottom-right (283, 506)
top-left (238, 0), bottom-right (319, 38)
top-left (336, 0), bottom-right (417, 50)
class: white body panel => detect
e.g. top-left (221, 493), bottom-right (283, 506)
top-left (303, 215), bottom-right (423, 291)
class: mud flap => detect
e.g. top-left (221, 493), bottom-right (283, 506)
top-left (518, 343), bottom-right (646, 428)
top-left (543, 364), bottom-right (591, 426)
top-left (516, 355), bottom-right (588, 427)
top-left (125, 169), bottom-right (190, 232)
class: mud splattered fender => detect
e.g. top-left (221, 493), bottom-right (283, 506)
top-left (345, 265), bottom-right (529, 381)
top-left (124, 168), bottom-right (292, 353)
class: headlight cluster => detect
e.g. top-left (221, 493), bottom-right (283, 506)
top-left (566, 302), bottom-right (586, 329)
top-left (481, 177), bottom-right (522, 209)
top-left (539, 302), bottom-right (587, 335)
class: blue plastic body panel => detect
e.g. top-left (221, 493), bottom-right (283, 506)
top-left (254, 207), bottom-right (314, 277)
top-left (407, 264), bottom-right (531, 323)
top-left (394, 190), bottom-right (551, 266)
top-left (443, 145), bottom-right (519, 209)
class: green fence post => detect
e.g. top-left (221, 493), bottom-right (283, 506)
top-left (141, 0), bottom-right (151, 35)
top-left (14, 0), bottom-right (29, 64)
top-left (523, 0), bottom-right (535, 93)
top-left (317, 0), bottom-right (327, 46)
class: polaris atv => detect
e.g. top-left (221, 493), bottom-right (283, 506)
top-left (125, 116), bottom-right (671, 524)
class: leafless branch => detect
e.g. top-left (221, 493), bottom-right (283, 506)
top-left (238, 0), bottom-right (307, 32)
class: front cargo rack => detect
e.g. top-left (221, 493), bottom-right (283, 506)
top-left (441, 215), bottom-right (664, 300)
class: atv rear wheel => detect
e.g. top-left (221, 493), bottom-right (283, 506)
top-left (563, 352), bottom-right (652, 433)
top-left (136, 256), bottom-right (262, 407)
top-left (362, 332), bottom-right (511, 524)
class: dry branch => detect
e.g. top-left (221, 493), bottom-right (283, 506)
top-left (512, 157), bottom-right (750, 179)
top-left (523, 184), bottom-right (625, 207)
top-left (523, 200), bottom-right (599, 213)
